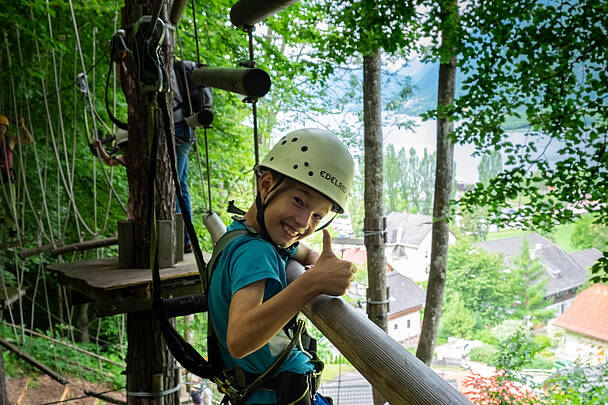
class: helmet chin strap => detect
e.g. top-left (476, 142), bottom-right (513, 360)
top-left (254, 175), bottom-right (299, 257)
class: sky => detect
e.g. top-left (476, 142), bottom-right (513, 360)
top-left (273, 111), bottom-right (482, 185)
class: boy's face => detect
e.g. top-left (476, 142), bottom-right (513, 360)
top-left (260, 173), bottom-right (332, 248)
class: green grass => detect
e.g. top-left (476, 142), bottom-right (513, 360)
top-left (549, 223), bottom-right (577, 252)
top-left (320, 362), bottom-right (357, 383)
top-left (486, 229), bottom-right (530, 241)
top-left (485, 223), bottom-right (577, 253)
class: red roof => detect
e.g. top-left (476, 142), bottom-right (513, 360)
top-left (338, 247), bottom-right (394, 271)
top-left (339, 247), bottom-right (368, 265)
top-left (554, 284), bottom-right (608, 342)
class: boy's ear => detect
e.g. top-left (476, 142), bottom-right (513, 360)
top-left (258, 171), bottom-right (275, 198)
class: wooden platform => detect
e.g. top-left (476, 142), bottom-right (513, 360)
top-left (47, 253), bottom-right (209, 316)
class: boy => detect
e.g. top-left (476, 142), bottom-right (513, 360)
top-left (208, 128), bottom-right (356, 404)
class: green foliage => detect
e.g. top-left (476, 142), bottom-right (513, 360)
top-left (491, 329), bottom-right (541, 372)
top-left (452, 0), bottom-right (608, 279)
top-left (477, 151), bottom-right (502, 186)
top-left (383, 145), bottom-right (436, 215)
top-left (543, 362), bottom-right (608, 404)
top-left (0, 324), bottom-right (125, 387)
top-left (507, 238), bottom-right (554, 324)
top-left (438, 293), bottom-right (477, 340)
top-left (445, 238), bottom-right (511, 327)
top-left (468, 344), bottom-right (497, 364)
top-left (458, 205), bottom-right (490, 241)
top-left (570, 214), bottom-right (608, 251)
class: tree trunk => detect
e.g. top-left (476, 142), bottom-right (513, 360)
top-left (0, 347), bottom-right (8, 405)
top-left (123, 1), bottom-right (177, 403)
top-left (416, 0), bottom-right (458, 366)
top-left (77, 303), bottom-right (90, 343)
top-left (363, 49), bottom-right (387, 405)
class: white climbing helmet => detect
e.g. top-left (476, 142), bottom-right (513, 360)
top-left (257, 128), bottom-right (354, 213)
top-left (115, 129), bottom-right (128, 146)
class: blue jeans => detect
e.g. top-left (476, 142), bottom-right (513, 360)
top-left (174, 124), bottom-right (193, 245)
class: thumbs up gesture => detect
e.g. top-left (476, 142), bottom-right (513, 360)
top-left (309, 229), bottom-right (357, 296)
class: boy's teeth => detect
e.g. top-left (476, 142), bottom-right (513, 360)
top-left (283, 224), bottom-right (298, 237)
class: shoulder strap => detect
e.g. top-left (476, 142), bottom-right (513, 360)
top-left (203, 229), bottom-right (250, 292)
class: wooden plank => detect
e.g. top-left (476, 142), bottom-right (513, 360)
top-left (0, 286), bottom-right (26, 307)
top-left (59, 386), bottom-right (70, 403)
top-left (47, 253), bottom-right (209, 290)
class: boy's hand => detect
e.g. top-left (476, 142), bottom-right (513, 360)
top-left (310, 229), bottom-right (357, 296)
top-left (18, 117), bottom-right (25, 127)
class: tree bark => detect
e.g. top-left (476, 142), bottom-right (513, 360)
top-left (0, 347), bottom-right (7, 405)
top-left (123, 1), bottom-right (177, 403)
top-left (416, 0), bottom-right (458, 365)
top-left (363, 49), bottom-right (387, 405)
top-left (77, 303), bottom-right (90, 343)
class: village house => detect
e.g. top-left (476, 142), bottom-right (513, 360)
top-left (553, 283), bottom-right (608, 365)
top-left (478, 233), bottom-right (589, 317)
top-left (384, 211), bottom-right (456, 282)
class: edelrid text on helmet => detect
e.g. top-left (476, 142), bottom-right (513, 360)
top-left (258, 128), bottom-right (354, 213)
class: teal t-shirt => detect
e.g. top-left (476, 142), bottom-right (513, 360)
top-left (208, 221), bottom-right (314, 404)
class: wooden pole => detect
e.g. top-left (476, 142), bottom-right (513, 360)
top-left (0, 337), bottom-right (68, 385)
top-left (51, 236), bottom-right (118, 257)
top-left (285, 261), bottom-right (471, 405)
top-left (18, 240), bottom-right (64, 259)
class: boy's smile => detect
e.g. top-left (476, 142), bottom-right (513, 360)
top-left (261, 176), bottom-right (332, 248)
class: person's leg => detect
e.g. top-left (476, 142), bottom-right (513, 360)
top-left (174, 136), bottom-right (193, 250)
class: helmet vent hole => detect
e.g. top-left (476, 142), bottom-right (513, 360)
top-left (281, 140), bottom-right (287, 145)
top-left (301, 146), bottom-right (308, 152)
top-left (308, 171), bottom-right (314, 176)
top-left (269, 157), bottom-right (274, 161)
top-left (304, 162), bottom-right (309, 166)
top-left (293, 164), bottom-right (298, 169)
top-left (291, 137), bottom-right (298, 142)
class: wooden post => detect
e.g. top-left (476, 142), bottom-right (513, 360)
top-left (153, 373), bottom-right (164, 405)
top-left (119, 220), bottom-right (135, 268)
top-left (175, 213), bottom-right (183, 262)
top-left (157, 219), bottom-right (175, 268)
top-left (122, 0), bottom-right (178, 403)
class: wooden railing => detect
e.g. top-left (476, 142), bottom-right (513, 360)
top-left (286, 261), bottom-right (471, 405)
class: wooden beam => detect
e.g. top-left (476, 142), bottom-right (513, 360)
top-left (0, 337), bottom-right (68, 385)
top-left (19, 240), bottom-right (64, 259)
top-left (51, 237), bottom-right (118, 257)
top-left (286, 261), bottom-right (471, 405)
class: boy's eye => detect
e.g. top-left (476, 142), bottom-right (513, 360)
top-left (294, 197), bottom-right (304, 206)
top-left (313, 213), bottom-right (323, 221)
